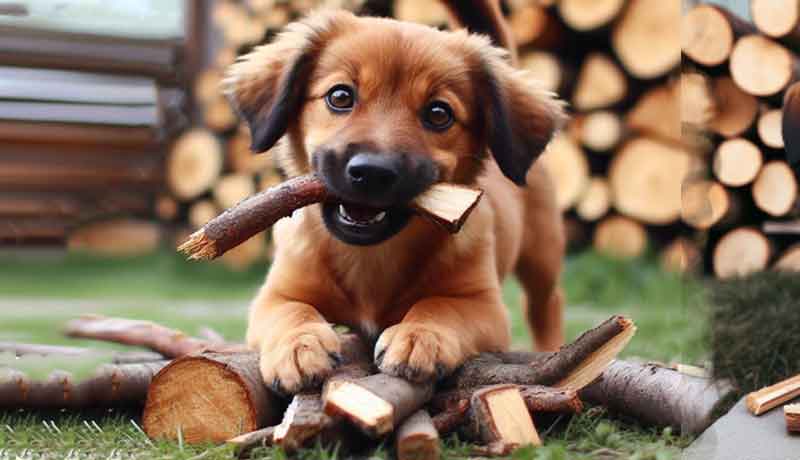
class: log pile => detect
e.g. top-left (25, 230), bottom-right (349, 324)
top-left (0, 314), bottom-right (736, 456)
top-left (0, 26), bottom-right (187, 251)
top-left (681, 2), bottom-right (800, 278)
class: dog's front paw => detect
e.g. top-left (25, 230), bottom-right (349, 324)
top-left (374, 323), bottom-right (462, 383)
top-left (260, 323), bottom-right (341, 395)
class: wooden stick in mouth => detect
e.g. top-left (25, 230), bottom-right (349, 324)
top-left (178, 174), bottom-right (484, 261)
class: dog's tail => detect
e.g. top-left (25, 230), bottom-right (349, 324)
top-left (438, 0), bottom-right (518, 64)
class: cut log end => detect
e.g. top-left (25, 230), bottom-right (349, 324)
top-left (758, 109), bottom-right (784, 149)
top-left (710, 77), bottom-right (759, 138)
top-left (412, 184), bottom-right (484, 233)
top-left (752, 161), bottom-right (799, 217)
top-left (612, 0), bottom-right (680, 79)
top-left (558, 0), bottom-right (625, 31)
top-left (395, 410), bottom-right (441, 460)
top-left (713, 228), bottom-right (772, 279)
top-left (323, 380), bottom-right (394, 436)
top-left (730, 35), bottom-right (796, 97)
top-left (177, 230), bottom-right (218, 261)
top-left (681, 5), bottom-right (736, 66)
top-left (751, 0), bottom-right (800, 39)
top-left (713, 138), bottom-right (763, 187)
top-left (593, 216), bottom-right (647, 259)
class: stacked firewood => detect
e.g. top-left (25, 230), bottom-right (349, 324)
top-left (1, 314), bottom-right (740, 457)
top-left (0, 26), bottom-right (187, 252)
top-left (681, 1), bottom-right (800, 278)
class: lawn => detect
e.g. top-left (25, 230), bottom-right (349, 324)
top-left (0, 248), bottom-right (705, 459)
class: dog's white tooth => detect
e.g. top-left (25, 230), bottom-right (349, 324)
top-left (373, 211), bottom-right (387, 223)
top-left (338, 204), bottom-right (351, 222)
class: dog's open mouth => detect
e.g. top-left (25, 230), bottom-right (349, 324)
top-left (322, 202), bottom-right (412, 246)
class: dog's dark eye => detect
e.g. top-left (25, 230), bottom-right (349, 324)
top-left (325, 85), bottom-right (355, 112)
top-left (422, 101), bottom-right (454, 131)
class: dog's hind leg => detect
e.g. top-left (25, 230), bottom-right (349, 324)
top-left (514, 166), bottom-right (566, 352)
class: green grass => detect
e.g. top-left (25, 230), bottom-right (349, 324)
top-left (0, 249), bottom-right (705, 459)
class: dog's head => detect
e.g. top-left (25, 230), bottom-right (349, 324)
top-left (225, 11), bottom-right (564, 245)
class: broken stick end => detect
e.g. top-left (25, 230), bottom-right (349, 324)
top-left (177, 230), bottom-right (219, 260)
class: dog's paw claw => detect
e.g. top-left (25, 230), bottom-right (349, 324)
top-left (374, 323), bottom-right (459, 383)
top-left (259, 323), bottom-right (341, 395)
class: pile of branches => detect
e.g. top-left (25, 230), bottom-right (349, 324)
top-left (0, 314), bottom-right (733, 457)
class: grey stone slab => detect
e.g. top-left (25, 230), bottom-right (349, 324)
top-left (683, 397), bottom-right (800, 460)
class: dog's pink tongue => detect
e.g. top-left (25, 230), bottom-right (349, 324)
top-left (343, 203), bottom-right (383, 221)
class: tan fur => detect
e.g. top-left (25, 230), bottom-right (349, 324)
top-left (229, 11), bottom-right (566, 393)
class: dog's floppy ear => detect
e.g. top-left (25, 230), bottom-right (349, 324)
top-left (224, 11), bottom-right (352, 152)
top-left (482, 61), bottom-right (566, 185)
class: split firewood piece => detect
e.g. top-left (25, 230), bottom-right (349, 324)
top-left (430, 385), bottom-right (583, 423)
top-left (447, 316), bottom-right (636, 390)
top-left (580, 360), bottom-right (733, 435)
top-left (713, 227), bottom-right (772, 279)
top-left (179, 174), bottom-right (483, 261)
top-left (730, 35), bottom-right (797, 97)
top-left (227, 426), bottom-right (275, 458)
top-left (574, 111), bottom-right (623, 153)
top-left (0, 341), bottom-right (163, 364)
top-left (775, 244), bottom-right (800, 272)
top-left (143, 352), bottom-right (282, 444)
top-left (752, 161), bottom-right (798, 217)
top-left (395, 410), bottom-right (441, 460)
top-left (63, 315), bottom-right (245, 358)
top-left (0, 360), bottom-right (167, 409)
top-left (681, 180), bottom-right (736, 230)
top-left (323, 373), bottom-right (435, 437)
top-left (746, 374), bottom-right (800, 416)
top-left (467, 384), bottom-right (541, 449)
top-left (785, 404), bottom-right (800, 433)
top-left (681, 4), bottom-right (755, 67)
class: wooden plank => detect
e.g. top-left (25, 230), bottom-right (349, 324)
top-left (0, 26), bottom-right (181, 83)
top-left (0, 101), bottom-right (158, 126)
top-left (0, 120), bottom-right (159, 147)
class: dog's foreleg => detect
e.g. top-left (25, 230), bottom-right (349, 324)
top-left (247, 290), bottom-right (341, 395)
top-left (374, 294), bottom-right (510, 383)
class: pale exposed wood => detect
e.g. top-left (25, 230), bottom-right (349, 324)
top-left (154, 195), bottom-right (179, 221)
top-left (709, 76), bottom-right (759, 138)
top-left (626, 84), bottom-right (681, 145)
top-left (188, 200), bottom-right (219, 231)
top-left (219, 234), bottom-right (266, 271)
top-left (682, 4), bottom-right (753, 66)
top-left (519, 51), bottom-right (563, 94)
top-left (730, 35), bottom-right (797, 97)
top-left (167, 130), bottom-right (223, 201)
top-left (612, 0), bottom-right (680, 79)
top-left (593, 216), bottom-right (647, 259)
top-left (558, 0), bottom-right (625, 31)
top-left (213, 174), bottom-right (256, 210)
top-left (509, 4), bottom-right (559, 48)
top-left (575, 111), bottom-right (623, 152)
top-left (572, 53), bottom-right (627, 111)
top-left (752, 161), bottom-right (798, 217)
top-left (713, 138), bottom-right (763, 187)
top-left (746, 374), bottom-right (800, 415)
top-left (576, 177), bottom-right (611, 221)
top-left (143, 353), bottom-right (280, 444)
top-left (411, 184), bottom-right (484, 233)
top-left (395, 410), bottom-right (441, 460)
top-left (67, 219), bottom-right (161, 257)
top-left (774, 244), bottom-right (800, 272)
top-left (681, 180), bottom-right (732, 230)
top-left (468, 385), bottom-right (541, 448)
top-left (680, 71), bottom-right (715, 127)
top-left (751, 0), bottom-right (800, 41)
top-left (713, 227), bottom-right (772, 278)
top-left (785, 404), bottom-right (800, 432)
top-left (539, 133), bottom-right (590, 211)
top-left (194, 68), bottom-right (223, 105)
top-left (609, 138), bottom-right (691, 225)
top-left (204, 96), bottom-right (238, 132)
top-left (757, 109), bottom-right (784, 148)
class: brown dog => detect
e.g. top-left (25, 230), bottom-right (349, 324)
top-left (225, 2), bottom-right (567, 394)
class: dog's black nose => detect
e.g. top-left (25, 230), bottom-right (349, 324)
top-left (346, 153), bottom-right (400, 194)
